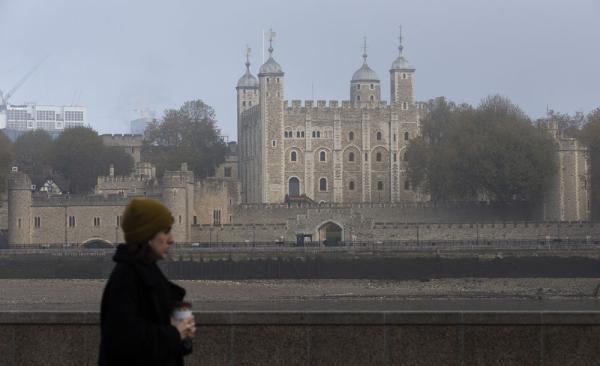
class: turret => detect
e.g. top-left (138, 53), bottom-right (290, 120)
top-left (236, 47), bottom-right (259, 118)
top-left (8, 169), bottom-right (32, 246)
top-left (350, 38), bottom-right (381, 106)
top-left (161, 163), bottom-right (194, 243)
top-left (390, 27), bottom-right (416, 109)
top-left (257, 30), bottom-right (286, 203)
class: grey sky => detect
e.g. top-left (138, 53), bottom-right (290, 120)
top-left (1, 0), bottom-right (599, 140)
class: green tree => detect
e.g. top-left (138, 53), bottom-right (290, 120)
top-left (51, 127), bottom-right (105, 193)
top-left (407, 95), bottom-right (556, 202)
top-left (13, 130), bottom-right (53, 187)
top-left (0, 131), bottom-right (13, 193)
top-left (142, 99), bottom-right (228, 178)
top-left (101, 146), bottom-right (134, 176)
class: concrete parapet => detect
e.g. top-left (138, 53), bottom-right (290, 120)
top-left (2, 311), bottom-right (600, 365)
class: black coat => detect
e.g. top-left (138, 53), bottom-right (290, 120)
top-left (98, 244), bottom-right (192, 366)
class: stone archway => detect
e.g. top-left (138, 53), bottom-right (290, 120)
top-left (81, 238), bottom-right (113, 248)
top-left (317, 221), bottom-right (343, 246)
top-left (289, 177), bottom-right (300, 196)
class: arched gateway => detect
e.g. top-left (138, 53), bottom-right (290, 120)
top-left (317, 222), bottom-right (343, 246)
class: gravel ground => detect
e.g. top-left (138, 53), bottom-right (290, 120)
top-left (2, 278), bottom-right (600, 311)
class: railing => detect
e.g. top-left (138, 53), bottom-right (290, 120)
top-left (3, 238), bottom-right (600, 256)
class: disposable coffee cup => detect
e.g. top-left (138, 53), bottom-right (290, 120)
top-left (172, 301), bottom-right (192, 322)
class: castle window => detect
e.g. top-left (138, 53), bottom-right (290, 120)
top-left (291, 151), bottom-right (297, 162)
top-left (404, 180), bottom-right (410, 190)
top-left (402, 73), bottom-right (407, 79)
top-left (93, 217), bottom-right (101, 227)
top-left (403, 153), bottom-right (408, 161)
top-left (272, 140), bottom-right (276, 147)
top-left (393, 134), bottom-right (396, 142)
top-left (377, 181), bottom-right (383, 190)
top-left (376, 152), bottom-right (382, 162)
top-left (319, 151), bottom-right (326, 162)
top-left (349, 181), bottom-right (355, 190)
top-left (68, 216), bottom-right (75, 227)
top-left (116, 215), bottom-right (121, 227)
top-left (357, 84), bottom-right (361, 90)
top-left (193, 216), bottom-right (198, 225)
top-left (370, 95), bottom-right (374, 101)
top-left (276, 78), bottom-right (280, 83)
top-left (179, 215), bottom-right (182, 224)
top-left (296, 131), bottom-right (300, 138)
top-left (266, 78), bottom-right (270, 83)
top-left (357, 95), bottom-right (361, 102)
top-left (34, 216), bottom-right (41, 228)
top-left (213, 210), bottom-right (221, 226)
top-left (224, 167), bottom-right (232, 177)
top-left (349, 131), bottom-right (354, 140)
top-left (312, 131), bottom-right (316, 138)
top-left (365, 153), bottom-right (368, 161)
top-left (393, 153), bottom-right (397, 162)
top-left (18, 219), bottom-right (21, 228)
top-left (317, 131), bottom-right (321, 138)
top-left (370, 84), bottom-right (374, 90)
top-left (301, 131), bottom-right (305, 138)
top-left (376, 131), bottom-right (382, 141)
top-left (348, 152), bottom-right (355, 162)
top-left (402, 102), bottom-right (408, 110)
top-left (242, 101), bottom-right (246, 107)
top-left (404, 132), bottom-right (409, 141)
top-left (319, 178), bottom-right (327, 191)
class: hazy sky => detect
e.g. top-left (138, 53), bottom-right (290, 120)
top-left (1, 0), bottom-right (599, 140)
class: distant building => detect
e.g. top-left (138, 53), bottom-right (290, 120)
top-left (130, 110), bottom-right (155, 135)
top-left (2, 104), bottom-right (87, 141)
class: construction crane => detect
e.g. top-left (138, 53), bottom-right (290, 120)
top-left (0, 61), bottom-right (43, 129)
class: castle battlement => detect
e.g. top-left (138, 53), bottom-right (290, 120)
top-left (97, 175), bottom-right (151, 184)
top-left (284, 100), bottom-right (390, 112)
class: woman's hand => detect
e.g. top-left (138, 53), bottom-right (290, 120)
top-left (171, 316), bottom-right (196, 340)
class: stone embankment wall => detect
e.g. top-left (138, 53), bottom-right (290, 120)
top-left (1, 311), bottom-right (599, 365)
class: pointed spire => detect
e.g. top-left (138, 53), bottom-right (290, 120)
top-left (268, 29), bottom-right (276, 57)
top-left (398, 26), bottom-right (404, 56)
top-left (245, 45), bottom-right (251, 71)
top-left (362, 37), bottom-right (368, 64)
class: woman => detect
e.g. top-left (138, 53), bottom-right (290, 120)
top-left (99, 198), bottom-right (196, 366)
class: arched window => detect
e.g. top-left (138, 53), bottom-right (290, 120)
top-left (296, 131), bottom-right (300, 138)
top-left (377, 181), bottom-right (383, 190)
top-left (370, 95), bottom-right (374, 101)
top-left (357, 84), bottom-right (361, 90)
top-left (376, 152), bottom-right (382, 162)
top-left (376, 131), bottom-right (382, 141)
top-left (393, 153), bottom-right (397, 162)
top-left (301, 131), bottom-right (305, 137)
top-left (349, 181), bottom-right (355, 190)
top-left (317, 131), bottom-right (321, 138)
top-left (319, 178), bottom-right (327, 191)
top-left (402, 102), bottom-right (408, 110)
top-left (348, 152), bottom-right (355, 162)
top-left (365, 153), bottom-right (368, 161)
top-left (404, 180), bottom-right (410, 190)
top-left (291, 151), bottom-right (297, 162)
top-left (370, 83), bottom-right (374, 90)
top-left (319, 151), bottom-right (326, 162)
top-left (404, 132), bottom-right (409, 141)
top-left (349, 131), bottom-right (354, 140)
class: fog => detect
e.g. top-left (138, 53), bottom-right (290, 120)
top-left (1, 0), bottom-right (599, 140)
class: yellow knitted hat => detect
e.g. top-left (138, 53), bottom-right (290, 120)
top-left (121, 198), bottom-right (174, 244)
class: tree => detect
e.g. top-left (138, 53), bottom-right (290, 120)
top-left (142, 99), bottom-right (228, 178)
top-left (101, 146), bottom-right (134, 176)
top-left (13, 130), bottom-right (53, 187)
top-left (0, 131), bottom-right (13, 193)
top-left (51, 127), bottom-right (105, 193)
top-left (579, 108), bottom-right (600, 218)
top-left (407, 95), bottom-right (556, 203)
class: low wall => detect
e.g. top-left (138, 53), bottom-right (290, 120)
top-left (1, 311), bottom-right (600, 365)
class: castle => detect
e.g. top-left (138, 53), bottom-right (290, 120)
top-left (2, 32), bottom-right (592, 247)
top-left (237, 35), bottom-right (423, 204)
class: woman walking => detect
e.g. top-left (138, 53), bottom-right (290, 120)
top-left (99, 198), bottom-right (196, 366)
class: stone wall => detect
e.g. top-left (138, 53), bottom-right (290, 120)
top-left (2, 311), bottom-right (600, 365)
top-left (0, 199), bottom-right (7, 231)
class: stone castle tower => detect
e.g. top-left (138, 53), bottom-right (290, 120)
top-left (7, 170), bottom-right (32, 246)
top-left (237, 30), bottom-right (422, 204)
